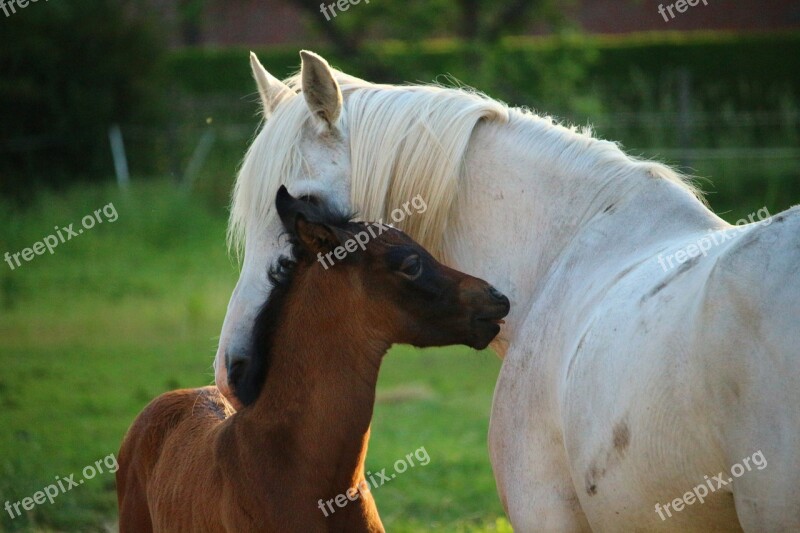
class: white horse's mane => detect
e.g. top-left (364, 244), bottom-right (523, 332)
top-left (228, 70), bottom-right (700, 260)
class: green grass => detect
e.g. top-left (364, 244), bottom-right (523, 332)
top-left (0, 182), bottom-right (510, 532)
top-left (2, 169), bottom-right (796, 531)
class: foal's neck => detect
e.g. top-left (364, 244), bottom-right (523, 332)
top-left (238, 270), bottom-right (387, 492)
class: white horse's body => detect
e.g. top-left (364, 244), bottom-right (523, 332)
top-left (215, 51), bottom-right (800, 531)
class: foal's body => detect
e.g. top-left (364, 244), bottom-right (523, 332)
top-left (119, 351), bottom-right (382, 532)
top-left (117, 187), bottom-right (508, 532)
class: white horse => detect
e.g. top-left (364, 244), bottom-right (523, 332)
top-left (215, 50), bottom-right (800, 532)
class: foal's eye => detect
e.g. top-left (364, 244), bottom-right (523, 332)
top-left (397, 254), bottom-right (422, 280)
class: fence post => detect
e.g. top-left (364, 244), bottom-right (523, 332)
top-left (108, 124), bottom-right (130, 189)
top-left (183, 128), bottom-right (216, 191)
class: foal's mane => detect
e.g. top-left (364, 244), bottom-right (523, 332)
top-left (228, 66), bottom-right (702, 264)
top-left (235, 205), bottom-right (357, 407)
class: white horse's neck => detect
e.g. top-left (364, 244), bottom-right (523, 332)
top-left (446, 112), bottom-right (726, 352)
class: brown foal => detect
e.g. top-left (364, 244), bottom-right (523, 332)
top-left (116, 186), bottom-right (509, 532)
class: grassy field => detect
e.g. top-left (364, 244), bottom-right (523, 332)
top-left (0, 182), bottom-right (511, 532)
top-left (1, 166), bottom-right (797, 531)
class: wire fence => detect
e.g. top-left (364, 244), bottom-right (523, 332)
top-left (2, 106), bottom-right (798, 211)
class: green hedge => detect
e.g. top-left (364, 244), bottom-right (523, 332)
top-left (166, 31), bottom-right (800, 114)
top-left (585, 31), bottom-right (800, 112)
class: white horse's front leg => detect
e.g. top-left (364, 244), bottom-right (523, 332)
top-left (489, 354), bottom-right (591, 532)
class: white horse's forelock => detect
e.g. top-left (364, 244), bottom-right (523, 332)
top-left (228, 69), bottom-right (702, 261)
top-left (228, 70), bottom-right (509, 261)
top-left (227, 85), bottom-right (305, 261)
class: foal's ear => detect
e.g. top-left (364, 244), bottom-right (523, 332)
top-left (250, 52), bottom-right (291, 118)
top-left (294, 216), bottom-right (342, 255)
top-left (300, 50), bottom-right (342, 131)
top-left (276, 185), bottom-right (316, 229)
top-left (275, 185), bottom-right (342, 255)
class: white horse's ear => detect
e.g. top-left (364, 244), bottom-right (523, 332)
top-left (300, 50), bottom-right (342, 130)
top-left (250, 52), bottom-right (291, 117)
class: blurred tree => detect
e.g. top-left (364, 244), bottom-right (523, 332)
top-left (286, 0), bottom-right (569, 75)
top-left (0, 0), bottom-right (165, 199)
top-left (289, 0), bottom-right (568, 48)
top-left (282, 0), bottom-right (597, 115)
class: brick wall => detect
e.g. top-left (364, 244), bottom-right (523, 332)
top-left (153, 0), bottom-right (800, 48)
top-left (573, 0), bottom-right (800, 34)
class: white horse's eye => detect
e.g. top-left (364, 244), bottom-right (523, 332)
top-left (299, 195), bottom-right (320, 206)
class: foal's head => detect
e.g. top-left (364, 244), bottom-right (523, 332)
top-left (231, 186), bottom-right (510, 406)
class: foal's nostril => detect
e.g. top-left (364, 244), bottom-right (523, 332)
top-left (488, 286), bottom-right (507, 303)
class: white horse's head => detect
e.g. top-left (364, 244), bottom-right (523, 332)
top-left (217, 51), bottom-right (508, 404)
top-left (215, 51), bottom-right (353, 402)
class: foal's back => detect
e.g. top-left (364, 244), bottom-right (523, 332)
top-left (117, 386), bottom-right (236, 532)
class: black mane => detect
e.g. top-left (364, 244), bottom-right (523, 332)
top-left (231, 203), bottom-right (358, 406)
